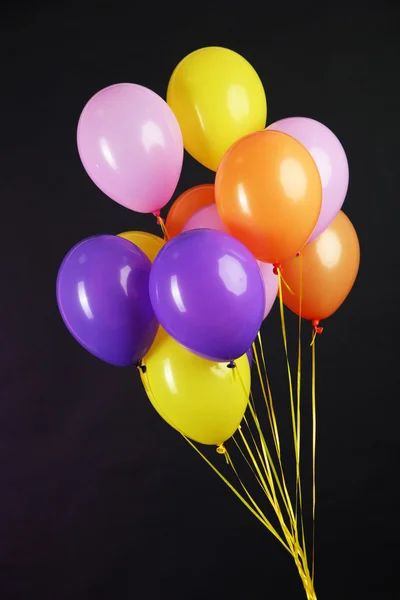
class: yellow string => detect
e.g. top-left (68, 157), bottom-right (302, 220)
top-left (232, 433), bottom-right (267, 492)
top-left (296, 254), bottom-right (303, 503)
top-left (310, 329), bottom-right (317, 347)
top-left (276, 268), bottom-right (313, 586)
top-left (294, 253), bottom-right (310, 579)
top-left (156, 216), bottom-right (170, 241)
top-left (277, 270), bottom-right (298, 481)
top-left (182, 435), bottom-right (292, 553)
top-left (251, 341), bottom-right (297, 533)
top-left (277, 267), bottom-right (296, 296)
top-left (239, 359), bottom-right (295, 527)
top-left (252, 339), bottom-right (281, 457)
top-left (238, 424), bottom-right (296, 549)
top-left (233, 383), bottom-right (316, 599)
top-left (311, 332), bottom-right (317, 584)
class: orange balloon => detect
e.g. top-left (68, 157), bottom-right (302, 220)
top-left (280, 211), bottom-right (360, 322)
top-left (165, 184), bottom-right (215, 238)
top-left (215, 130), bottom-right (322, 264)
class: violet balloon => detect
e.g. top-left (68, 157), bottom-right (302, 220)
top-left (56, 235), bottom-right (158, 366)
top-left (77, 83), bottom-right (184, 214)
top-left (183, 204), bottom-right (278, 319)
top-left (267, 117), bottom-right (349, 241)
top-left (149, 229), bottom-right (265, 362)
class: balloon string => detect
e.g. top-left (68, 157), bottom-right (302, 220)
top-left (236, 423), bottom-right (296, 546)
top-left (152, 211), bottom-right (170, 241)
top-left (235, 368), bottom-right (296, 539)
top-left (252, 337), bottom-right (281, 457)
top-left (311, 329), bottom-right (317, 584)
top-left (252, 337), bottom-right (297, 528)
top-left (183, 355), bottom-right (317, 597)
top-left (273, 263), bottom-right (295, 295)
top-left (310, 320), bottom-right (324, 347)
top-left (277, 271), bottom-right (298, 478)
top-left (234, 377), bottom-right (317, 600)
top-left (237, 360), bottom-right (314, 593)
top-left (295, 252), bottom-right (308, 579)
top-left (182, 435), bottom-right (292, 552)
top-left (275, 268), bottom-right (314, 585)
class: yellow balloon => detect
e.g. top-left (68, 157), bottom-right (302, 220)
top-left (140, 327), bottom-right (250, 446)
top-left (118, 231), bottom-right (165, 262)
top-left (167, 46), bottom-right (267, 172)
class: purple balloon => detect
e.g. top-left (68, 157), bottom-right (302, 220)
top-left (149, 229), bottom-right (265, 362)
top-left (56, 235), bottom-right (158, 366)
top-left (267, 117), bottom-right (349, 242)
top-left (183, 204), bottom-right (278, 320)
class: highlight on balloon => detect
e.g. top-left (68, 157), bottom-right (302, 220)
top-left (56, 46), bottom-right (359, 600)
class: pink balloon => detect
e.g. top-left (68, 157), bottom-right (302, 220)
top-left (183, 205), bottom-right (278, 319)
top-left (77, 84), bottom-right (184, 214)
top-left (267, 117), bottom-right (349, 242)
top-left (257, 261), bottom-right (278, 320)
top-left (182, 204), bottom-right (226, 234)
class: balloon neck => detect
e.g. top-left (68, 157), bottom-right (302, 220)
top-left (312, 320), bottom-right (324, 335)
top-left (272, 263), bottom-right (281, 276)
top-left (216, 444), bottom-right (227, 455)
top-left (152, 210), bottom-right (161, 218)
top-left (227, 361), bottom-right (236, 369)
top-left (135, 360), bottom-right (147, 374)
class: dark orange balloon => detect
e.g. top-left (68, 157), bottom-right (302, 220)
top-left (215, 130), bottom-right (322, 264)
top-left (165, 184), bottom-right (215, 238)
top-left (280, 211), bottom-right (360, 322)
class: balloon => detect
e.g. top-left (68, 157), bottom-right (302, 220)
top-left (77, 83), bottom-right (184, 214)
top-left (182, 204), bottom-right (278, 319)
top-left (149, 229), bottom-right (265, 362)
top-left (267, 117), bottom-right (349, 242)
top-left (182, 203), bottom-right (225, 234)
top-left (215, 130), bottom-right (322, 264)
top-left (167, 46), bottom-right (267, 171)
top-left (280, 211), bottom-right (360, 322)
top-left (118, 231), bottom-right (165, 263)
top-left (56, 235), bottom-right (158, 366)
top-left (140, 327), bottom-right (250, 445)
top-left (165, 184), bottom-right (215, 238)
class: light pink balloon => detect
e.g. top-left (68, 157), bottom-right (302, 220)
top-left (267, 117), bottom-right (349, 242)
top-left (77, 83), bottom-right (184, 214)
top-left (183, 205), bottom-right (278, 319)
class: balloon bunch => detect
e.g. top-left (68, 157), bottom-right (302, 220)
top-left (56, 47), bottom-right (360, 600)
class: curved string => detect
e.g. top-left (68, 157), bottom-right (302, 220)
top-left (153, 211), bottom-right (170, 241)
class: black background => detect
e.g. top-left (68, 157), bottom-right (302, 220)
top-left (1, 2), bottom-right (399, 598)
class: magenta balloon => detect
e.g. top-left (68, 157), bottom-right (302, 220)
top-left (77, 84), bottom-right (184, 214)
top-left (267, 117), bottom-right (349, 242)
top-left (183, 204), bottom-right (278, 319)
top-left (149, 229), bottom-right (265, 363)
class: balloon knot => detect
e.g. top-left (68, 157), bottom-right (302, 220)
top-left (295, 251), bottom-right (300, 257)
top-left (312, 320), bottom-right (324, 335)
top-left (227, 361), bottom-right (236, 369)
top-left (152, 210), bottom-right (161, 218)
top-left (135, 360), bottom-right (147, 373)
top-left (272, 263), bottom-right (281, 276)
top-left (216, 444), bottom-right (227, 455)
